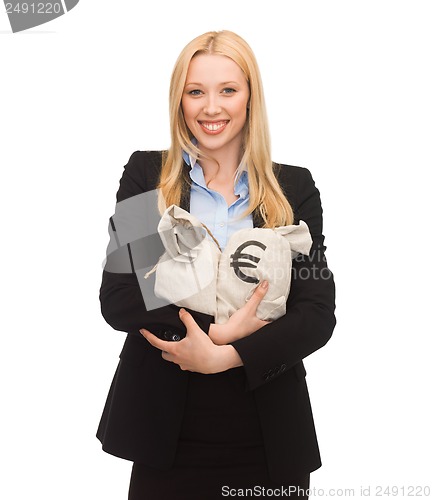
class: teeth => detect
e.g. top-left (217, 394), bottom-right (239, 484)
top-left (201, 121), bottom-right (227, 131)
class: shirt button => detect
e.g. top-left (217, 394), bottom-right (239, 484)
top-left (219, 222), bottom-right (225, 227)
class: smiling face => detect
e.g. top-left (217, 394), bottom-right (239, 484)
top-left (181, 54), bottom-right (250, 162)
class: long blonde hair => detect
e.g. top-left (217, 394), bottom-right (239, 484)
top-left (157, 30), bottom-right (293, 228)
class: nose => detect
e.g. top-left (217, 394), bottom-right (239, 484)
top-left (203, 94), bottom-right (221, 116)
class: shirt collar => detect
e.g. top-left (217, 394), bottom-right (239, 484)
top-left (182, 148), bottom-right (197, 168)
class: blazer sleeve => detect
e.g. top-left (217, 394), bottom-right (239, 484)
top-left (99, 151), bottom-right (214, 339)
top-left (230, 166), bottom-right (336, 391)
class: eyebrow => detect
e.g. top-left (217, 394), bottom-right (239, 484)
top-left (184, 81), bottom-right (240, 87)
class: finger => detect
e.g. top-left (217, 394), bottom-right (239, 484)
top-left (178, 308), bottom-right (198, 331)
top-left (140, 329), bottom-right (174, 353)
top-left (258, 319), bottom-right (272, 327)
top-left (247, 280), bottom-right (269, 309)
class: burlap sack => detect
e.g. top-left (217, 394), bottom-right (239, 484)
top-left (146, 205), bottom-right (220, 315)
top-left (216, 222), bottom-right (312, 323)
top-left (146, 205), bottom-right (312, 323)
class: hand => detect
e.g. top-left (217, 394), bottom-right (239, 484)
top-left (209, 280), bottom-right (271, 345)
top-left (140, 308), bottom-right (242, 374)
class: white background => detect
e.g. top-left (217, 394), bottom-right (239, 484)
top-left (1, 1), bottom-right (431, 498)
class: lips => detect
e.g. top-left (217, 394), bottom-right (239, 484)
top-left (198, 120), bottom-right (229, 135)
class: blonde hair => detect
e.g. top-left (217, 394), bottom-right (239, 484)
top-left (157, 30), bottom-right (293, 228)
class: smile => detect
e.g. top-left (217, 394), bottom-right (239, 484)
top-left (198, 120), bottom-right (229, 135)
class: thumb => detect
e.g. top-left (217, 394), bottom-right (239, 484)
top-left (178, 308), bottom-right (197, 330)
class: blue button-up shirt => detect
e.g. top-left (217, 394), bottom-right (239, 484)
top-left (182, 150), bottom-right (253, 251)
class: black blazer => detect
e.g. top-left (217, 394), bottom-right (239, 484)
top-left (96, 150), bottom-right (336, 482)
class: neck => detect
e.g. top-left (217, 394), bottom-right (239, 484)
top-left (197, 143), bottom-right (243, 186)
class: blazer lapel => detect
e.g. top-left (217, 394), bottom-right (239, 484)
top-left (252, 207), bottom-right (265, 228)
top-left (179, 184), bottom-right (191, 213)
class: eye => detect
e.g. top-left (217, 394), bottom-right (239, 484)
top-left (222, 88), bottom-right (236, 94)
top-left (187, 89), bottom-right (203, 96)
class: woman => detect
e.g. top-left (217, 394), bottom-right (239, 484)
top-left (96, 30), bottom-right (336, 499)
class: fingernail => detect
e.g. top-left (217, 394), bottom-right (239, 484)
top-left (179, 308), bottom-right (185, 315)
top-left (140, 329), bottom-right (147, 336)
top-left (260, 280), bottom-right (268, 289)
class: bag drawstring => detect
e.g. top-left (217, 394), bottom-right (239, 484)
top-left (143, 262), bottom-right (158, 279)
top-left (201, 222), bottom-right (222, 252)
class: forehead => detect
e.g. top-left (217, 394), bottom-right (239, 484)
top-left (185, 54), bottom-right (247, 84)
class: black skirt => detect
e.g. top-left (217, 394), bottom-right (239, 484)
top-left (128, 368), bottom-right (310, 500)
